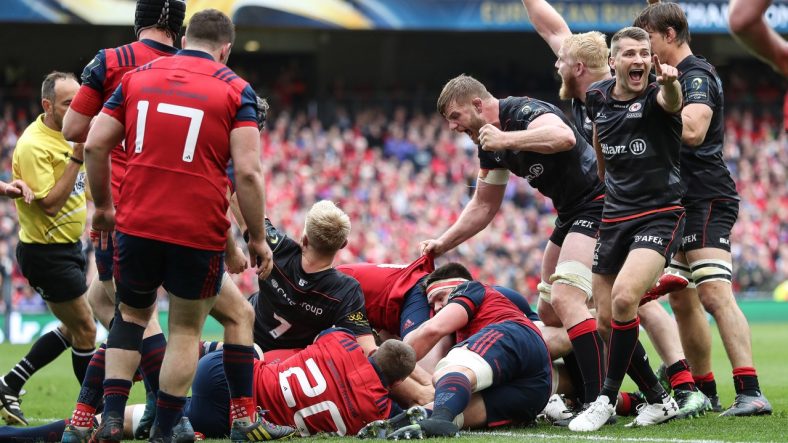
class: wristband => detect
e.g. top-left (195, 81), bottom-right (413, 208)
top-left (70, 156), bottom-right (84, 165)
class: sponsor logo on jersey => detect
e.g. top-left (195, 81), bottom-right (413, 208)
top-left (300, 301), bottom-right (323, 316)
top-left (525, 163), bottom-right (544, 182)
top-left (635, 235), bottom-right (664, 246)
top-left (629, 139), bottom-right (647, 155)
top-left (601, 143), bottom-right (627, 155)
top-left (270, 279), bottom-right (296, 305)
top-left (719, 237), bottom-right (730, 245)
top-left (298, 278), bottom-right (307, 287)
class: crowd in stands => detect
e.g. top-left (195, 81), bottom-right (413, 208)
top-left (0, 64), bottom-right (786, 312)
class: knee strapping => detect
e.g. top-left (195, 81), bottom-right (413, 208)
top-left (435, 347), bottom-right (493, 392)
top-left (537, 281), bottom-right (553, 304)
top-left (106, 310), bottom-right (145, 351)
top-left (550, 261), bottom-right (592, 300)
top-left (689, 259), bottom-right (732, 286)
top-left (667, 259), bottom-right (696, 289)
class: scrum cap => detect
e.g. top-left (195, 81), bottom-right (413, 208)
top-left (135, 0), bottom-right (186, 39)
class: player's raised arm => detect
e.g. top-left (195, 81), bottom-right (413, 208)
top-left (728, 0), bottom-right (788, 76)
top-left (521, 0), bottom-right (572, 56)
top-left (654, 55), bottom-right (682, 113)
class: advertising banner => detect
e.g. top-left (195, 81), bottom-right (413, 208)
top-left (3, 0), bottom-right (788, 33)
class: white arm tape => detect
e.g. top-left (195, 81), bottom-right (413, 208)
top-left (478, 169), bottom-right (510, 185)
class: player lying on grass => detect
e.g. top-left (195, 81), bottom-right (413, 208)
top-left (0, 328), bottom-right (416, 441)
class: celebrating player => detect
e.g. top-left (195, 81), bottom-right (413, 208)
top-left (569, 27), bottom-right (683, 431)
top-left (422, 73), bottom-right (606, 413)
top-left (635, 1), bottom-right (772, 416)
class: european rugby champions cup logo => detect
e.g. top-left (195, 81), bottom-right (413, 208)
top-left (691, 77), bottom-right (704, 91)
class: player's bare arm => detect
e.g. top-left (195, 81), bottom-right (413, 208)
top-left (229, 125), bottom-right (272, 279)
top-left (681, 103), bottom-right (713, 147)
top-left (404, 303), bottom-right (468, 360)
top-left (521, 0), bottom-right (572, 56)
top-left (654, 55), bottom-right (682, 113)
top-left (62, 108), bottom-right (93, 143)
top-left (592, 123), bottom-right (605, 181)
top-left (85, 113), bottom-right (123, 231)
top-left (419, 179), bottom-right (506, 257)
top-left (479, 113), bottom-right (575, 154)
top-left (728, 0), bottom-right (788, 76)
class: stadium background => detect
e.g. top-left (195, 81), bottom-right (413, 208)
top-left (1, 0), bottom-right (788, 344)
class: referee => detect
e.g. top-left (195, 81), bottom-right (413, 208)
top-left (0, 72), bottom-right (95, 426)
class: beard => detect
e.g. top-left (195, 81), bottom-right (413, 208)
top-left (559, 73), bottom-right (577, 101)
top-left (468, 114), bottom-right (487, 144)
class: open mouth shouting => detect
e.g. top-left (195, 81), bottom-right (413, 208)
top-left (628, 68), bottom-right (645, 84)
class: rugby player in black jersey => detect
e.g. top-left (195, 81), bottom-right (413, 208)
top-left (569, 27), bottom-right (683, 432)
top-left (243, 200), bottom-right (434, 406)
top-left (521, 0), bottom-right (708, 422)
top-left (422, 74), bottom-right (608, 414)
top-left (635, 1), bottom-right (771, 417)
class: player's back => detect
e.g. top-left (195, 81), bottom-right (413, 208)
top-left (253, 330), bottom-right (391, 436)
top-left (449, 281), bottom-right (539, 342)
top-left (103, 50), bottom-right (258, 250)
top-left (336, 255), bottom-right (434, 333)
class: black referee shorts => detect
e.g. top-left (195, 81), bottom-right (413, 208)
top-left (16, 241), bottom-right (87, 303)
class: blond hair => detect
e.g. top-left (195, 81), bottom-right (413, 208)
top-left (562, 31), bottom-right (610, 74)
top-left (436, 74), bottom-right (493, 117)
top-left (304, 200), bottom-right (350, 253)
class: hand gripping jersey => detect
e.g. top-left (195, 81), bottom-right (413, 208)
top-left (335, 255), bottom-right (434, 334)
top-left (253, 220), bottom-right (372, 351)
top-left (102, 49), bottom-right (258, 250)
top-left (71, 39), bottom-right (178, 205)
top-left (585, 79), bottom-right (683, 220)
top-left (676, 55), bottom-right (739, 204)
top-left (478, 97), bottom-right (605, 215)
top-left (447, 281), bottom-right (541, 343)
top-left (254, 330), bottom-right (391, 436)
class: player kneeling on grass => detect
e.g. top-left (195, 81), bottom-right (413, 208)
top-left (374, 263), bottom-right (552, 438)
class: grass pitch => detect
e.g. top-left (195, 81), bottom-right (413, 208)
top-left (1, 323), bottom-right (786, 442)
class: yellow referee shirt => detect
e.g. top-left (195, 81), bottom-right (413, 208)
top-left (12, 114), bottom-right (87, 244)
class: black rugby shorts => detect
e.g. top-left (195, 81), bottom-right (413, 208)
top-left (681, 199), bottom-right (738, 252)
top-left (593, 209), bottom-right (685, 274)
top-left (549, 196), bottom-right (603, 246)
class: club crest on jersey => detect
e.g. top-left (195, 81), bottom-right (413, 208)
top-left (629, 139), bottom-right (647, 155)
top-left (525, 164), bottom-right (544, 182)
top-left (626, 102), bottom-right (643, 119)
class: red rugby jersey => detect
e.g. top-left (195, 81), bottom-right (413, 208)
top-left (336, 254), bottom-right (434, 334)
top-left (253, 330), bottom-right (392, 436)
top-left (447, 281), bottom-right (540, 342)
top-left (71, 39), bottom-right (177, 204)
top-left (102, 49), bottom-right (258, 250)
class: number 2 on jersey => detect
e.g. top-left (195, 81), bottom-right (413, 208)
top-left (135, 100), bottom-right (204, 162)
top-left (279, 358), bottom-right (347, 436)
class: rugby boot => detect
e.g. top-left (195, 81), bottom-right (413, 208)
top-left (720, 393), bottom-right (772, 417)
top-left (229, 409), bottom-right (296, 442)
top-left (625, 396), bottom-right (679, 427)
top-left (387, 418), bottom-right (459, 440)
top-left (0, 378), bottom-right (27, 426)
top-left (674, 389), bottom-right (711, 419)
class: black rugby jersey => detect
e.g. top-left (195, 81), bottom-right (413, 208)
top-left (677, 55), bottom-right (739, 203)
top-left (585, 79), bottom-right (683, 219)
top-left (478, 97), bottom-right (604, 215)
top-left (252, 219), bottom-right (372, 351)
top-left (572, 98), bottom-right (594, 145)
